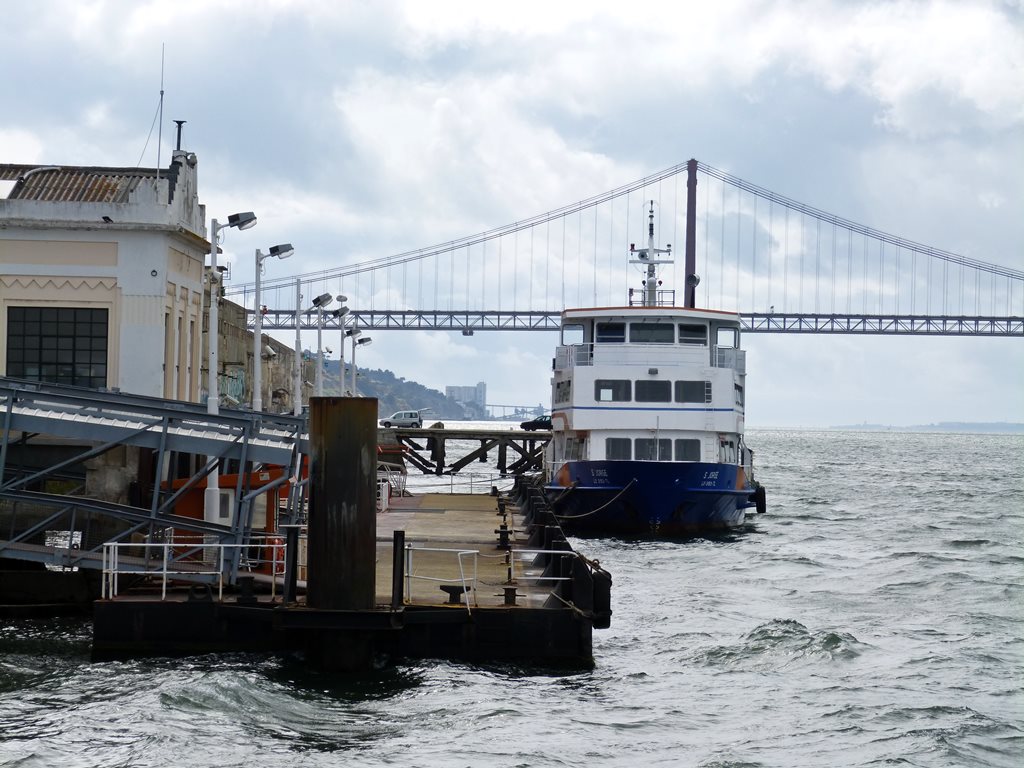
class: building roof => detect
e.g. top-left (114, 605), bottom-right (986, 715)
top-left (0, 163), bottom-right (166, 203)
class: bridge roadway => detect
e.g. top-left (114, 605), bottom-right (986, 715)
top-left (255, 309), bottom-right (1024, 336)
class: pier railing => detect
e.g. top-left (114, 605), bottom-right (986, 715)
top-left (100, 533), bottom-right (290, 600)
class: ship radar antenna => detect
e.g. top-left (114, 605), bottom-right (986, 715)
top-left (628, 200), bottom-right (673, 307)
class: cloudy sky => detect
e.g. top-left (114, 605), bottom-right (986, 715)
top-left (2, 0), bottom-right (1022, 426)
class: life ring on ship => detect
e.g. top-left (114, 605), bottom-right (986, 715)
top-left (269, 536), bottom-right (286, 574)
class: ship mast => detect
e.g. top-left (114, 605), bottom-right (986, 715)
top-left (628, 201), bottom-right (673, 307)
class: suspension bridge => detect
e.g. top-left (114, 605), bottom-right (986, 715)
top-left (226, 160), bottom-right (1023, 337)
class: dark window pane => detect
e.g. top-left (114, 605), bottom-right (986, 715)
top-left (630, 323), bottom-right (674, 343)
top-left (9, 308), bottom-right (24, 321)
top-left (594, 379), bottom-right (631, 402)
top-left (595, 322), bottom-right (626, 343)
top-left (675, 439), bottom-right (702, 461)
top-left (58, 308), bottom-right (75, 322)
top-left (635, 380), bottom-right (671, 402)
top-left (8, 320), bottom-right (23, 336)
top-left (675, 380), bottom-right (708, 403)
top-left (606, 438), bottom-right (631, 460)
top-left (680, 324), bottom-right (707, 344)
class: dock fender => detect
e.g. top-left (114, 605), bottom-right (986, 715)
top-left (750, 485), bottom-right (767, 515)
top-left (591, 568), bottom-right (612, 630)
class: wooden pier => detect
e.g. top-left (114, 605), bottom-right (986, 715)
top-left (380, 426), bottom-right (550, 476)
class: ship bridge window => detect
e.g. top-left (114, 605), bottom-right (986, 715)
top-left (561, 323), bottom-right (584, 345)
top-left (595, 379), bottom-right (631, 402)
top-left (675, 380), bottom-right (710, 403)
top-left (629, 323), bottom-right (674, 343)
top-left (735, 383), bottom-right (744, 406)
top-left (716, 326), bottom-right (738, 349)
top-left (679, 324), bottom-right (707, 344)
top-left (635, 380), bottom-right (671, 402)
top-left (635, 438), bottom-right (672, 461)
top-left (605, 438), bottom-right (631, 460)
top-left (675, 439), bottom-right (702, 461)
top-left (595, 322), bottom-right (625, 343)
top-left (554, 379), bottom-right (572, 404)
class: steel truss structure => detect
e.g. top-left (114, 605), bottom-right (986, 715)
top-left (253, 308), bottom-right (1024, 336)
top-left (0, 377), bottom-right (308, 584)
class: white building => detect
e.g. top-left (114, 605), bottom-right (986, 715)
top-left (0, 150), bottom-right (211, 400)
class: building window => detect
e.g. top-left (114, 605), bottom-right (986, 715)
top-left (629, 322), bottom-right (674, 343)
top-left (595, 379), bottom-right (631, 402)
top-left (635, 438), bottom-right (672, 461)
top-left (675, 439), bottom-right (702, 461)
top-left (6, 307), bottom-right (108, 388)
top-left (595, 322), bottom-right (625, 343)
top-left (635, 380), bottom-right (671, 402)
top-left (605, 438), bottom-right (631, 460)
top-left (675, 380), bottom-right (709, 403)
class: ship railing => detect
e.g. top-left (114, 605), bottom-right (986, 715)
top-left (403, 545), bottom-right (479, 614)
top-left (555, 343), bottom-right (708, 369)
top-left (100, 533), bottom-right (292, 600)
top-left (712, 346), bottom-right (746, 372)
top-left (627, 289), bottom-right (676, 306)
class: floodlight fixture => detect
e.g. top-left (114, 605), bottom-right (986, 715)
top-left (311, 292), bottom-right (333, 308)
top-left (227, 211), bottom-right (257, 230)
top-left (268, 243), bottom-right (294, 259)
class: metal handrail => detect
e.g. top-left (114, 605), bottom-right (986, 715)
top-left (403, 545), bottom-right (479, 614)
top-left (100, 533), bottom-right (289, 600)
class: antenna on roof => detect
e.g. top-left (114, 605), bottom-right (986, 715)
top-left (156, 44), bottom-right (165, 181)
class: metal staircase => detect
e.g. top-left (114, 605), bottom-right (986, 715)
top-left (0, 377), bottom-right (308, 586)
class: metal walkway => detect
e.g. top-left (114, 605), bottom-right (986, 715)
top-left (0, 377), bottom-right (308, 584)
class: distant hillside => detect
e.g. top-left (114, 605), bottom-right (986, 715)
top-left (320, 359), bottom-right (474, 419)
top-left (830, 422), bottom-right (1024, 434)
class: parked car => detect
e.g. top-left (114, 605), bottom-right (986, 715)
top-left (520, 415), bottom-right (552, 431)
top-left (380, 410), bottom-right (424, 428)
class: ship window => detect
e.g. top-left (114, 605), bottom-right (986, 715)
top-left (675, 439), bottom-right (702, 461)
top-left (680, 324), bottom-right (707, 344)
top-left (735, 383), bottom-right (744, 406)
top-left (562, 323), bottom-right (584, 345)
top-left (595, 322), bottom-right (625, 343)
top-left (554, 379), bottom-right (572, 404)
top-left (595, 379), bottom-right (631, 402)
top-left (675, 380), bottom-right (709, 403)
top-left (635, 438), bottom-right (672, 461)
top-left (605, 438), bottom-right (631, 460)
top-left (629, 323), bottom-right (674, 343)
top-left (635, 380), bottom-right (671, 402)
top-left (6, 307), bottom-right (108, 388)
top-left (716, 326), bottom-right (738, 349)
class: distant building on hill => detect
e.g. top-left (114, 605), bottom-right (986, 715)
top-left (446, 381), bottom-right (487, 418)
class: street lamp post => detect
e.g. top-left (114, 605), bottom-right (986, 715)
top-left (294, 279), bottom-right (302, 416)
top-left (350, 334), bottom-right (372, 395)
top-left (252, 243), bottom-right (294, 412)
top-left (331, 296), bottom-right (349, 394)
top-left (205, 211), bottom-right (257, 526)
top-left (310, 293), bottom-right (333, 397)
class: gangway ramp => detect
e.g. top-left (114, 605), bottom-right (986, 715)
top-left (0, 377), bottom-right (308, 585)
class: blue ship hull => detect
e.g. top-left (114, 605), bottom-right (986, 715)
top-left (546, 460), bottom-right (756, 536)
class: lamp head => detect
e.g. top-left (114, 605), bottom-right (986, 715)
top-left (311, 292), bottom-right (333, 308)
top-left (227, 211), bottom-right (257, 230)
top-left (269, 243), bottom-right (294, 259)
top-left (346, 328), bottom-right (362, 338)
top-left (357, 337), bottom-right (373, 347)
top-left (336, 294), bottom-right (348, 303)
top-left (331, 307), bottom-right (350, 318)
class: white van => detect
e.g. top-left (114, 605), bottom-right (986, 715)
top-left (380, 410), bottom-right (424, 428)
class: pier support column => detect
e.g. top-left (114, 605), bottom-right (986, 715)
top-left (306, 396), bottom-right (377, 670)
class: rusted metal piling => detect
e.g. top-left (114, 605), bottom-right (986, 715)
top-left (305, 396), bottom-right (377, 670)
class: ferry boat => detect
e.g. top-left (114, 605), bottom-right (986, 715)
top-left (544, 203), bottom-right (765, 535)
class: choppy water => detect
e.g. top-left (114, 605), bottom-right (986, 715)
top-left (2, 429), bottom-right (1022, 767)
